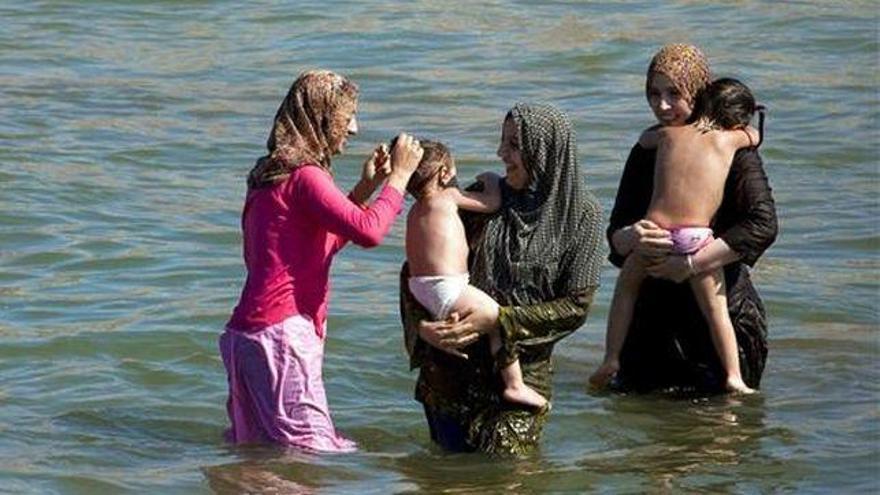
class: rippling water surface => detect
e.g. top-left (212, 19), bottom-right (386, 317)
top-left (1, 1), bottom-right (877, 493)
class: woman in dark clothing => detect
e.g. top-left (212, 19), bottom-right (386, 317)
top-left (400, 103), bottom-right (603, 454)
top-left (607, 44), bottom-right (777, 394)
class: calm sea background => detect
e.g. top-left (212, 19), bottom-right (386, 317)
top-left (1, 1), bottom-right (877, 493)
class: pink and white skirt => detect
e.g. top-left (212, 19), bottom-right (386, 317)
top-left (219, 314), bottom-right (356, 453)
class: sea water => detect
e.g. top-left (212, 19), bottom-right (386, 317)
top-left (1, 1), bottom-right (877, 493)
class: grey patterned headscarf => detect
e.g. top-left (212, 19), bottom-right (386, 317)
top-left (470, 103), bottom-right (602, 305)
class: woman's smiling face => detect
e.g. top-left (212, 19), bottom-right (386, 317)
top-left (647, 73), bottom-right (694, 126)
top-left (497, 117), bottom-right (529, 190)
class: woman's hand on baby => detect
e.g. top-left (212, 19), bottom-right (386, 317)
top-left (361, 143), bottom-right (391, 186)
top-left (390, 133), bottom-right (423, 176)
top-left (646, 254), bottom-right (691, 283)
top-left (386, 133), bottom-right (423, 193)
top-left (630, 219), bottom-right (673, 258)
top-left (418, 303), bottom-right (500, 358)
top-left (419, 314), bottom-right (475, 359)
top-left (452, 301), bottom-right (501, 336)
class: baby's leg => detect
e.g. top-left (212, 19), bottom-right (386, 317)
top-left (689, 269), bottom-right (755, 395)
top-left (452, 286), bottom-right (548, 410)
top-left (589, 253), bottom-right (648, 388)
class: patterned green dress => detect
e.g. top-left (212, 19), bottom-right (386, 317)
top-left (400, 103), bottom-right (603, 455)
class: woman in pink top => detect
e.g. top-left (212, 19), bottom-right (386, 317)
top-left (221, 70), bottom-right (423, 452)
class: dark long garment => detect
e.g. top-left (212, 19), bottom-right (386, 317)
top-left (608, 144), bottom-right (778, 394)
top-left (402, 103), bottom-right (607, 454)
top-left (402, 104), bottom-right (604, 454)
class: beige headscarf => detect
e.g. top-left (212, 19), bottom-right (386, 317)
top-left (248, 70), bottom-right (359, 189)
top-left (645, 44), bottom-right (711, 105)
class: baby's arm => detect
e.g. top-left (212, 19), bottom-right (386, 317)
top-left (729, 125), bottom-right (760, 150)
top-left (638, 128), bottom-right (661, 149)
top-left (453, 172), bottom-right (502, 213)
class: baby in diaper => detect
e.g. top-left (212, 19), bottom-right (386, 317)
top-left (405, 139), bottom-right (548, 411)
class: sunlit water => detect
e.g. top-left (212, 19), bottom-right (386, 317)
top-left (1, 1), bottom-right (877, 493)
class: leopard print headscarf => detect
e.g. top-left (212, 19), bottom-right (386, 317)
top-left (645, 44), bottom-right (711, 105)
top-left (247, 70), bottom-right (358, 189)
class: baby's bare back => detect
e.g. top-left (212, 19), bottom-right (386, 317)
top-left (405, 191), bottom-right (470, 276)
top-left (647, 126), bottom-right (739, 228)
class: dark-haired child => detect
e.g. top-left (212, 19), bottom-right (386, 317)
top-left (591, 78), bottom-right (761, 394)
top-left (405, 140), bottom-right (549, 410)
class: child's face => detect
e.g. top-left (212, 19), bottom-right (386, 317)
top-left (497, 117), bottom-right (529, 190)
top-left (647, 74), bottom-right (693, 126)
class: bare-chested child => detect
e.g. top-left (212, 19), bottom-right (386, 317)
top-left (590, 78), bottom-right (761, 394)
top-left (405, 140), bottom-right (548, 410)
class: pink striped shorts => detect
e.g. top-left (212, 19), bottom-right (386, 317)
top-left (219, 314), bottom-right (356, 452)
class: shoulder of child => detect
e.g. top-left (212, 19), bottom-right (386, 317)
top-left (409, 194), bottom-right (446, 220)
top-left (422, 191), bottom-right (459, 212)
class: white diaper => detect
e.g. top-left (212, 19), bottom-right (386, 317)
top-left (408, 274), bottom-right (470, 320)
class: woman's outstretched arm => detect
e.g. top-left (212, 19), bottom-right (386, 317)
top-left (297, 166), bottom-right (404, 247)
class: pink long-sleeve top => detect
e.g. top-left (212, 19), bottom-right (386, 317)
top-left (227, 164), bottom-right (404, 336)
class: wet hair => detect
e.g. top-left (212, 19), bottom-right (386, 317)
top-left (691, 77), bottom-right (756, 130)
top-left (404, 139), bottom-right (453, 198)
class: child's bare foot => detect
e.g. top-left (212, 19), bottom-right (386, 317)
top-left (589, 361), bottom-right (620, 389)
top-left (726, 378), bottom-right (756, 395)
top-left (502, 384), bottom-right (549, 411)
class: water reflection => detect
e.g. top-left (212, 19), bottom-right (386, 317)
top-left (389, 447), bottom-right (555, 494)
top-left (203, 447), bottom-right (323, 495)
top-left (578, 394), bottom-right (802, 492)
top-left (2, 0), bottom-right (877, 491)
